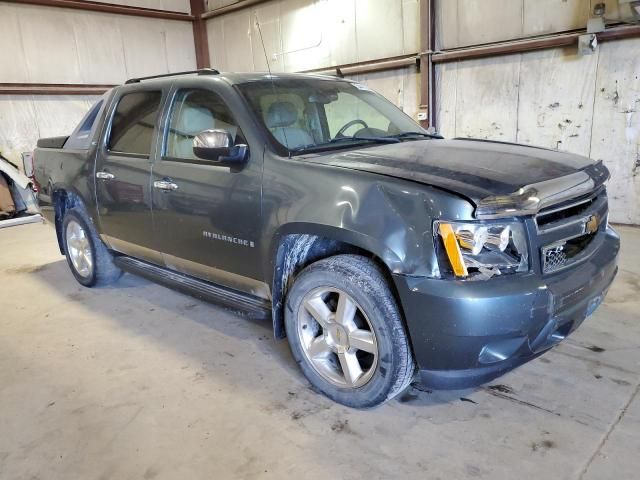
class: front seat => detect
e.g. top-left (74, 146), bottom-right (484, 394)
top-left (172, 106), bottom-right (215, 159)
top-left (265, 101), bottom-right (314, 149)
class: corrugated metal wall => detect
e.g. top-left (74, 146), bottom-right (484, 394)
top-left (435, 0), bottom-right (640, 224)
top-left (205, 0), bottom-right (421, 119)
top-left (0, 1), bottom-right (196, 166)
top-left (436, 0), bottom-right (636, 49)
top-left (206, 0), bottom-right (419, 71)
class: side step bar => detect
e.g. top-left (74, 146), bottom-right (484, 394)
top-left (114, 256), bottom-right (271, 319)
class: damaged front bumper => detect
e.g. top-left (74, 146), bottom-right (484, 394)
top-left (393, 226), bottom-right (620, 390)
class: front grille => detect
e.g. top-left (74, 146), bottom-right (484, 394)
top-left (536, 188), bottom-right (608, 274)
top-left (542, 232), bottom-right (597, 273)
top-left (535, 187), bottom-right (604, 230)
top-left (542, 244), bottom-right (567, 273)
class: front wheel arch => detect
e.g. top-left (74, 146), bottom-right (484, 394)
top-left (269, 233), bottom-right (405, 341)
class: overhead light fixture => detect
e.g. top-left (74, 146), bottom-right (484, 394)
top-left (593, 2), bottom-right (606, 16)
top-left (587, 2), bottom-right (605, 37)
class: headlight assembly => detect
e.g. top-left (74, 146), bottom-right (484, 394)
top-left (435, 221), bottom-right (528, 280)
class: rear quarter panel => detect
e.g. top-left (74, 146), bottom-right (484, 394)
top-left (35, 146), bottom-right (98, 221)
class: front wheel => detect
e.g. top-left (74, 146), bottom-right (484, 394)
top-left (285, 255), bottom-right (415, 408)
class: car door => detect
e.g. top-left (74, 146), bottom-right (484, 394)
top-left (151, 84), bottom-right (267, 298)
top-left (95, 86), bottom-right (165, 265)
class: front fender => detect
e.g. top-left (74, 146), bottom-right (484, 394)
top-left (262, 155), bottom-right (475, 280)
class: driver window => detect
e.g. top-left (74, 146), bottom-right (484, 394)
top-left (325, 91), bottom-right (390, 137)
top-left (166, 89), bottom-right (244, 160)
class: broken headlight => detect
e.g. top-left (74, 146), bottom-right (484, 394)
top-left (435, 221), bottom-right (529, 280)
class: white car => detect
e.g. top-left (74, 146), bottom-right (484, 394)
top-left (0, 155), bottom-right (41, 228)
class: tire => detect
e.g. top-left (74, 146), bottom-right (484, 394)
top-left (285, 254), bottom-right (415, 408)
top-left (62, 208), bottom-right (122, 287)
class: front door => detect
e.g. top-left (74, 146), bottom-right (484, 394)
top-left (96, 87), bottom-right (165, 264)
top-left (151, 86), bottom-right (266, 298)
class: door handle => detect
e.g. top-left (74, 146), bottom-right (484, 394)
top-left (153, 180), bottom-right (179, 192)
top-left (96, 171), bottom-right (115, 180)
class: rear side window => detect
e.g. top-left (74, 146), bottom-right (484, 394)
top-left (108, 91), bottom-right (162, 156)
top-left (65, 96), bottom-right (106, 150)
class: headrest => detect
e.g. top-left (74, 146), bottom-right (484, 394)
top-left (266, 102), bottom-right (298, 128)
top-left (176, 106), bottom-right (215, 134)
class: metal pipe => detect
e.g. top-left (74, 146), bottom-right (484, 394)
top-left (0, 83), bottom-right (115, 95)
top-left (2, 0), bottom-right (194, 21)
top-left (432, 24), bottom-right (640, 64)
top-left (201, 0), bottom-right (272, 19)
top-left (303, 55), bottom-right (418, 77)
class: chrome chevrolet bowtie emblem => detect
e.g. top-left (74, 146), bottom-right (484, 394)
top-left (585, 214), bottom-right (600, 235)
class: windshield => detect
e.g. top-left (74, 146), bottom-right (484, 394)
top-left (237, 77), bottom-right (438, 154)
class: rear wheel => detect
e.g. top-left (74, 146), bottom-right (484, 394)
top-left (285, 255), bottom-right (415, 408)
top-left (62, 209), bottom-right (122, 287)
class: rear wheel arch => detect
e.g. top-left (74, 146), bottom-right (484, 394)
top-left (53, 189), bottom-right (81, 254)
top-left (52, 188), bottom-right (97, 255)
top-left (61, 207), bottom-right (123, 287)
top-left (269, 227), bottom-right (404, 339)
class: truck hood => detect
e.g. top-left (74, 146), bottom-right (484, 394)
top-left (303, 138), bottom-right (609, 217)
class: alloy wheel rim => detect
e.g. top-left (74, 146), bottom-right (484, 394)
top-left (297, 287), bottom-right (378, 388)
top-left (66, 220), bottom-right (93, 278)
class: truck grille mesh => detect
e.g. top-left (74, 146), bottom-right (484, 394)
top-left (542, 245), bottom-right (568, 273)
top-left (541, 232), bottom-right (598, 274)
top-left (537, 188), bottom-right (606, 275)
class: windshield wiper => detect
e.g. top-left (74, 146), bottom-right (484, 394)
top-left (328, 136), bottom-right (400, 145)
top-left (291, 136), bottom-right (400, 154)
top-left (391, 131), bottom-right (444, 140)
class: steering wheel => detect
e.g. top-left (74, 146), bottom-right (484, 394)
top-left (335, 119), bottom-right (369, 137)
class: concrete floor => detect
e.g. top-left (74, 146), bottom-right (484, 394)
top-left (0, 222), bottom-right (638, 480)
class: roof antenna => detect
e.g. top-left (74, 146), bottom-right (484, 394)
top-left (254, 13), bottom-right (291, 155)
top-left (254, 13), bottom-right (272, 77)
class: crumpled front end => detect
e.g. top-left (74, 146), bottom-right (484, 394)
top-left (394, 181), bottom-right (620, 389)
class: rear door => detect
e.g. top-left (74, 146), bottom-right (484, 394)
top-left (151, 84), bottom-right (266, 298)
top-left (95, 86), bottom-right (165, 264)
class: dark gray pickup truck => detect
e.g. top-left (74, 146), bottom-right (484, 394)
top-left (34, 69), bottom-right (619, 408)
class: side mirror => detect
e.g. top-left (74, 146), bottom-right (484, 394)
top-left (193, 129), bottom-right (248, 167)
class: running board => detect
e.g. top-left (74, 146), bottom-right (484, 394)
top-left (114, 256), bottom-right (271, 319)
